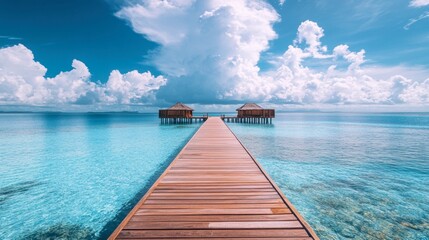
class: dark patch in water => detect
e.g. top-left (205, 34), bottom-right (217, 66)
top-left (20, 223), bottom-right (96, 240)
top-left (98, 127), bottom-right (200, 239)
top-left (330, 178), bottom-right (369, 192)
top-left (0, 181), bottom-right (41, 204)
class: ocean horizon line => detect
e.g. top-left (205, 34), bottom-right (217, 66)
top-left (1, 110), bottom-right (429, 114)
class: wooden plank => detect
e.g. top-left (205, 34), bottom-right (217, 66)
top-left (117, 229), bottom-right (309, 238)
top-left (109, 117), bottom-right (318, 240)
top-left (135, 208), bottom-right (291, 215)
top-left (149, 192), bottom-right (279, 196)
top-left (140, 203), bottom-right (286, 209)
top-left (144, 199), bottom-right (284, 204)
top-left (123, 221), bottom-right (303, 230)
top-left (117, 238), bottom-right (312, 240)
top-left (152, 189), bottom-right (276, 193)
top-left (147, 195), bottom-right (282, 200)
top-left (130, 214), bottom-right (298, 222)
top-left (156, 185), bottom-right (273, 189)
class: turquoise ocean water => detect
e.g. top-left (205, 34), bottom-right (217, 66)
top-left (0, 113), bottom-right (200, 239)
top-left (0, 112), bottom-right (428, 239)
top-left (228, 112), bottom-right (429, 240)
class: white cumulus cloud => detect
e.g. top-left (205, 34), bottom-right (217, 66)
top-left (105, 70), bottom-right (167, 104)
top-left (0, 44), bottom-right (166, 107)
top-left (2, 1), bottom-right (429, 109)
top-left (259, 21), bottom-right (429, 105)
top-left (116, 0), bottom-right (428, 104)
top-left (197, 19), bottom-right (429, 105)
top-left (115, 1), bottom-right (429, 106)
top-left (294, 20), bottom-right (328, 58)
top-left (116, 0), bottom-right (279, 103)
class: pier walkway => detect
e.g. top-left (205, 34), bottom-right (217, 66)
top-left (109, 117), bottom-right (318, 239)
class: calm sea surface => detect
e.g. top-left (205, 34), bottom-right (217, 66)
top-left (228, 112), bottom-right (429, 240)
top-left (0, 113), bottom-right (200, 239)
top-left (0, 112), bottom-right (428, 239)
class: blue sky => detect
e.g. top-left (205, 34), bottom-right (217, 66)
top-left (270, 1), bottom-right (428, 65)
top-left (0, 0), bottom-right (428, 111)
top-left (0, 0), bottom-right (159, 80)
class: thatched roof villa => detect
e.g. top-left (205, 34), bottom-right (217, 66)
top-left (236, 103), bottom-right (275, 118)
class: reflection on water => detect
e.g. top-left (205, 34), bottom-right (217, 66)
top-left (229, 112), bottom-right (429, 239)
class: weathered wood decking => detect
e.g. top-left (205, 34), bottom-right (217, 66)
top-left (109, 117), bottom-right (318, 239)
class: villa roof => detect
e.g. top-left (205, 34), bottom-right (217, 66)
top-left (167, 102), bottom-right (194, 111)
top-left (236, 103), bottom-right (263, 111)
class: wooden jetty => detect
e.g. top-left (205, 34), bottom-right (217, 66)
top-left (109, 117), bottom-right (318, 239)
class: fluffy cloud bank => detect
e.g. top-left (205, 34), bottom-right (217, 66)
top-left (1, 1), bottom-right (428, 109)
top-left (117, 0), bottom-right (429, 105)
top-left (262, 20), bottom-right (429, 104)
top-left (116, 0), bottom-right (279, 103)
top-left (0, 44), bottom-right (166, 106)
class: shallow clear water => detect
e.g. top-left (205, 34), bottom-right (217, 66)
top-left (228, 112), bottom-right (429, 240)
top-left (1, 112), bottom-right (428, 240)
top-left (0, 113), bottom-right (200, 239)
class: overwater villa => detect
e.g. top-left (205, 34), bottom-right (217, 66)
top-left (159, 102), bottom-right (206, 124)
top-left (223, 103), bottom-right (275, 124)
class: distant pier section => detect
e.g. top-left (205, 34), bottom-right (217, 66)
top-left (159, 103), bottom-right (207, 124)
top-left (222, 103), bottom-right (275, 124)
top-left (159, 102), bottom-right (274, 124)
